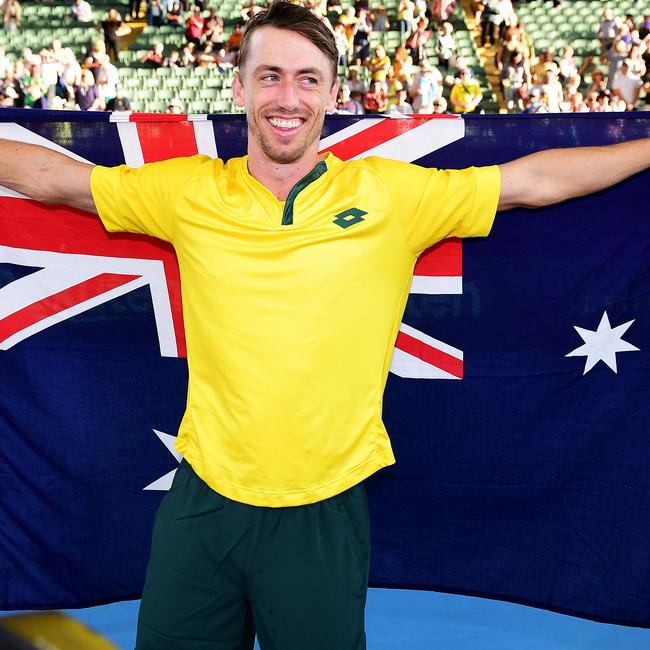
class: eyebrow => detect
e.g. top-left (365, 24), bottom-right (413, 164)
top-left (253, 65), bottom-right (324, 78)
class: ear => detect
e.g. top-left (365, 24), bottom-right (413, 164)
top-left (327, 77), bottom-right (339, 112)
top-left (233, 70), bottom-right (246, 108)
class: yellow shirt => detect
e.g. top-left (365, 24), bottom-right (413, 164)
top-left (91, 155), bottom-right (501, 507)
top-left (451, 79), bottom-right (483, 113)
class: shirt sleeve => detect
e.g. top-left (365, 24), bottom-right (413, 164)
top-left (90, 154), bottom-right (213, 242)
top-left (368, 158), bottom-right (501, 256)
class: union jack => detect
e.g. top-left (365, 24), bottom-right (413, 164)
top-left (0, 113), bottom-right (465, 379)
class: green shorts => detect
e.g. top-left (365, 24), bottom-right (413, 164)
top-left (135, 459), bottom-right (370, 650)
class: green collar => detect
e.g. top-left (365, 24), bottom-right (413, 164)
top-left (281, 160), bottom-right (327, 226)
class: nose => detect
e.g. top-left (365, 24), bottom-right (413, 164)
top-left (277, 78), bottom-right (300, 112)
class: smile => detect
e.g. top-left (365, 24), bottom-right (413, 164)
top-left (268, 117), bottom-right (304, 130)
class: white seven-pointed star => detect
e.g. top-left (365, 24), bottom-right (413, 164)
top-left (566, 311), bottom-right (640, 375)
top-left (143, 429), bottom-right (183, 491)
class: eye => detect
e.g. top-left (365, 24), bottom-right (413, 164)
top-left (260, 73), bottom-right (279, 82)
top-left (301, 76), bottom-right (319, 86)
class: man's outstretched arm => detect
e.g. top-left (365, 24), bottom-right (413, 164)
top-left (498, 138), bottom-right (650, 211)
top-left (0, 139), bottom-right (97, 214)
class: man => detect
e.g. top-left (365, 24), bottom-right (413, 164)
top-left (612, 59), bottom-right (642, 111)
top-left (71, 0), bottom-right (93, 22)
top-left (0, 2), bottom-right (648, 648)
top-left (450, 68), bottom-right (483, 113)
top-left (98, 7), bottom-right (127, 63)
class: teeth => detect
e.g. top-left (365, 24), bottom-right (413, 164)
top-left (269, 118), bottom-right (301, 129)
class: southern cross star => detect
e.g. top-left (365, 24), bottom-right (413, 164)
top-left (143, 429), bottom-right (182, 491)
top-left (566, 311), bottom-right (640, 375)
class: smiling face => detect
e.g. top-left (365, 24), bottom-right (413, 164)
top-left (233, 26), bottom-right (338, 168)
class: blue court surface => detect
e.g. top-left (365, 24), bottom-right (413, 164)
top-left (12, 588), bottom-right (643, 649)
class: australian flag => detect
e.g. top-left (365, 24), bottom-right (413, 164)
top-left (0, 109), bottom-right (649, 628)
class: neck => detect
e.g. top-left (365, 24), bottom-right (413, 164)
top-left (247, 143), bottom-right (323, 201)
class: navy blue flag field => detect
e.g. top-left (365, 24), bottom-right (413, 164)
top-left (0, 110), bottom-right (649, 627)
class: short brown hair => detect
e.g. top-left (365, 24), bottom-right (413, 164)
top-left (237, 1), bottom-right (338, 85)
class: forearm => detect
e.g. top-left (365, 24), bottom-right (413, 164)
top-left (499, 138), bottom-right (650, 210)
top-left (0, 139), bottom-right (95, 211)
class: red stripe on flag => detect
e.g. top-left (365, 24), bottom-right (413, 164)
top-left (415, 239), bottom-right (462, 277)
top-left (320, 115), bottom-right (458, 161)
top-left (136, 121), bottom-right (199, 162)
top-left (395, 330), bottom-right (463, 379)
top-left (0, 199), bottom-right (187, 357)
top-left (0, 273), bottom-right (140, 345)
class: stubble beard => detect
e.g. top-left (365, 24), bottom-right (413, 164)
top-left (248, 109), bottom-right (325, 165)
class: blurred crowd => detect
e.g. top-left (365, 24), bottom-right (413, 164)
top-left (474, 0), bottom-right (649, 112)
top-left (0, 0), bottom-right (648, 114)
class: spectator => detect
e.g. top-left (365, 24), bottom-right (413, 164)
top-left (450, 68), bottom-right (483, 113)
top-left (612, 59), bottom-right (642, 110)
top-left (393, 44), bottom-right (413, 89)
top-left (165, 1), bottom-right (183, 26)
top-left (106, 84), bottom-right (131, 111)
top-left (393, 87), bottom-right (414, 114)
top-left (535, 70), bottom-right (563, 112)
top-left (406, 16), bottom-right (431, 66)
top-left (167, 96), bottom-right (183, 113)
top-left (240, 1), bottom-right (263, 22)
top-left (435, 21), bottom-right (456, 70)
top-left (333, 22), bottom-right (348, 68)
top-left (140, 43), bottom-right (165, 68)
top-left (370, 5), bottom-right (389, 32)
top-left (74, 69), bottom-right (101, 110)
top-left (3, 0), bottom-right (21, 31)
top-left (196, 42), bottom-right (218, 68)
top-left (128, 0), bottom-right (141, 21)
top-left (147, 0), bottom-right (164, 27)
top-left (99, 8), bottom-right (127, 62)
top-left (325, 0), bottom-right (342, 28)
top-left (0, 81), bottom-right (20, 107)
top-left (61, 47), bottom-right (82, 95)
top-left (204, 9), bottom-right (223, 43)
top-left (432, 96), bottom-right (448, 113)
top-left (364, 79), bottom-right (388, 113)
top-left (181, 41), bottom-right (197, 67)
top-left (97, 51), bottom-right (119, 104)
top-left (409, 62), bottom-right (440, 113)
top-left (368, 44), bottom-right (390, 86)
top-left (385, 66), bottom-right (403, 109)
top-left (639, 15), bottom-right (650, 40)
top-left (185, 6), bottom-right (205, 47)
top-left (496, 0), bottom-right (515, 42)
top-left (227, 23), bottom-right (243, 56)
top-left (21, 62), bottom-right (47, 107)
top-left (163, 49), bottom-right (181, 68)
top-left (71, 0), bottom-right (93, 23)
top-left (336, 82), bottom-right (364, 114)
top-left (568, 91), bottom-right (588, 112)
top-left (430, 0), bottom-right (456, 22)
top-left (346, 67), bottom-right (367, 94)
top-left (479, 0), bottom-right (502, 48)
top-left (597, 8), bottom-right (620, 54)
top-left (338, 6), bottom-right (358, 62)
top-left (532, 50), bottom-right (558, 84)
top-left (39, 49), bottom-right (60, 105)
top-left (396, 0), bottom-right (414, 41)
top-left (501, 50), bottom-right (528, 112)
top-left (558, 46), bottom-right (577, 83)
top-left (521, 87), bottom-right (545, 113)
top-left (605, 39), bottom-right (629, 89)
top-left (353, 8), bottom-right (372, 64)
